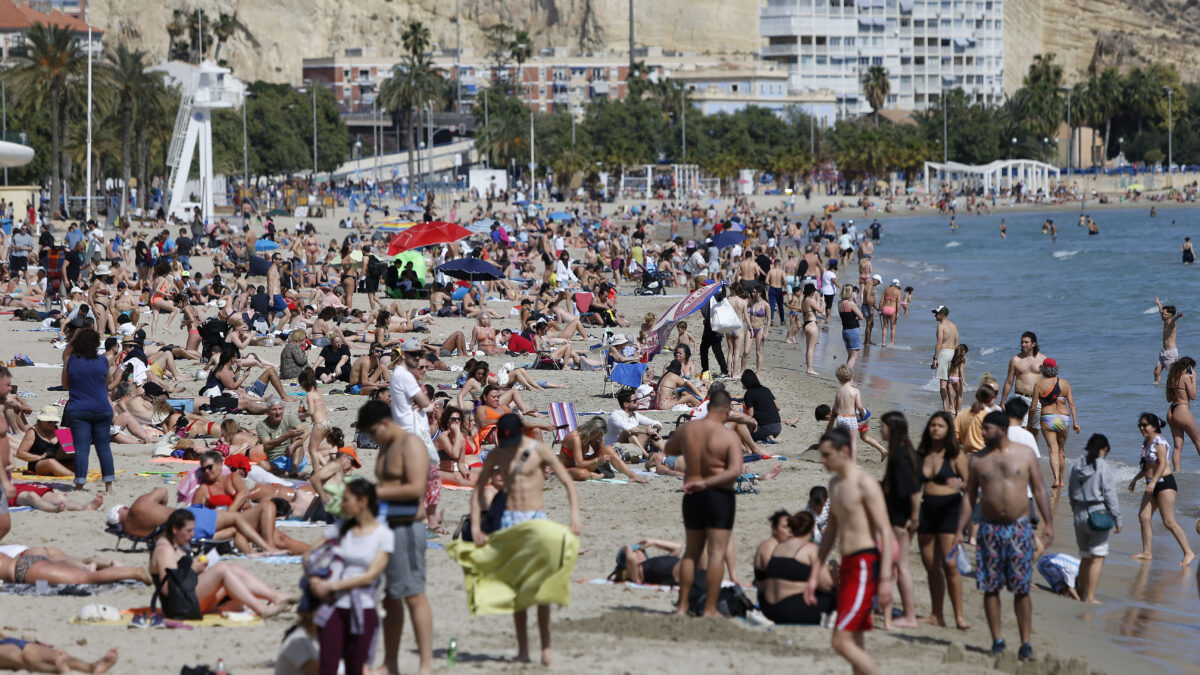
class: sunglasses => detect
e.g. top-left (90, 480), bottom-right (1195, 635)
top-left (449, 415), bottom-right (461, 422)
top-left (1137, 422), bottom-right (1150, 429)
top-left (415, 364), bottom-right (429, 370)
top-left (201, 464), bottom-right (218, 471)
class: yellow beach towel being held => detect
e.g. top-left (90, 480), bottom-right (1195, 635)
top-left (446, 518), bottom-right (579, 616)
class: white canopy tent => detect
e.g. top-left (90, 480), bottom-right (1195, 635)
top-left (923, 159), bottom-right (1060, 195)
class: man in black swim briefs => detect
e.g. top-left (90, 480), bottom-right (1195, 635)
top-left (667, 388), bottom-right (743, 617)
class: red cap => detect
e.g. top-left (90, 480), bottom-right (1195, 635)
top-left (223, 454), bottom-right (252, 473)
top-left (338, 447), bottom-right (362, 468)
top-left (1043, 357), bottom-right (1057, 368)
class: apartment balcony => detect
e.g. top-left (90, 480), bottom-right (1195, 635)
top-left (762, 43), bottom-right (800, 57)
top-left (760, 15), bottom-right (800, 37)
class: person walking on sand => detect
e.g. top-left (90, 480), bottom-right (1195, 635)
top-left (669, 389), bottom-right (743, 617)
top-left (1154, 298), bottom-right (1182, 385)
top-left (1067, 434), bottom-right (1121, 604)
top-left (957, 412), bottom-right (1054, 661)
top-left (467, 414), bottom-right (582, 665)
top-left (1001, 332), bottom-right (1048, 440)
top-left (931, 306), bottom-right (959, 412)
top-left (357, 401), bottom-right (434, 675)
top-left (1129, 412), bottom-right (1195, 566)
top-left (878, 412), bottom-right (920, 629)
top-left (916, 411), bottom-right (971, 631)
top-left (1030, 358), bottom-right (1079, 488)
top-left (803, 429), bottom-right (894, 675)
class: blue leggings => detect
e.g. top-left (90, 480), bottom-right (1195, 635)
top-left (768, 286), bottom-right (786, 325)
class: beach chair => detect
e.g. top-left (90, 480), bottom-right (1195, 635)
top-left (105, 524), bottom-right (163, 553)
top-left (602, 361), bottom-right (647, 397)
top-left (548, 402), bottom-right (579, 446)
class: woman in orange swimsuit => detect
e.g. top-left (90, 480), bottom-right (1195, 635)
top-left (436, 406), bottom-right (481, 486)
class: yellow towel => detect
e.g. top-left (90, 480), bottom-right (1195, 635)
top-left (446, 519), bottom-right (579, 616)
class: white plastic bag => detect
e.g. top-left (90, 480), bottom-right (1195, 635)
top-left (709, 298), bottom-right (742, 335)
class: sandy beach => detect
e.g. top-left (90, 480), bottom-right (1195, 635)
top-left (0, 193), bottom-right (1166, 674)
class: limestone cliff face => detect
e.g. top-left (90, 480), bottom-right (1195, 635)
top-left (1005, 0), bottom-right (1200, 90)
top-left (87, 0), bottom-right (762, 84)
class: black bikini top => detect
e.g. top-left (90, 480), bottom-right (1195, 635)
top-left (1039, 378), bottom-right (1061, 406)
top-left (763, 554), bottom-right (812, 583)
top-left (922, 455), bottom-right (956, 485)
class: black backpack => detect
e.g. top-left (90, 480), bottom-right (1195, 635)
top-left (367, 255), bottom-right (384, 279)
top-left (686, 571), bottom-right (753, 618)
top-left (198, 318), bottom-right (230, 359)
top-left (150, 555), bottom-right (203, 620)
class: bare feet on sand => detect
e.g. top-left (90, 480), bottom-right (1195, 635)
top-left (1131, 552), bottom-right (1153, 561)
top-left (956, 617), bottom-right (972, 630)
top-left (762, 465), bottom-right (784, 480)
top-left (86, 494), bottom-right (104, 511)
top-left (891, 616), bottom-right (919, 629)
top-left (1180, 552), bottom-right (1196, 567)
top-left (918, 615), bottom-right (944, 627)
top-left (92, 647), bottom-right (120, 674)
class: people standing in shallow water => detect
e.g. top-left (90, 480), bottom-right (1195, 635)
top-left (1128, 412), bottom-right (1195, 567)
top-left (1030, 358), bottom-right (1079, 489)
top-left (1165, 358), bottom-right (1200, 472)
top-left (1153, 297), bottom-right (1182, 385)
top-left (1183, 238), bottom-right (1195, 265)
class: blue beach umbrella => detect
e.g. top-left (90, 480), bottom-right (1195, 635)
top-left (468, 219), bottom-right (495, 234)
top-left (711, 231), bottom-right (747, 249)
top-left (436, 257), bottom-right (505, 282)
top-left (548, 211), bottom-right (573, 222)
top-left (395, 203), bottom-right (423, 213)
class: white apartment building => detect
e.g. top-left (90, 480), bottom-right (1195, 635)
top-left (760, 0), bottom-right (1005, 118)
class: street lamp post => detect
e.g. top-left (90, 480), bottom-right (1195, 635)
top-left (311, 84), bottom-right (318, 176)
top-left (1164, 86), bottom-right (1174, 174)
top-left (1063, 86), bottom-right (1071, 176)
top-left (241, 92), bottom-right (251, 229)
top-left (85, 6), bottom-right (93, 220)
top-left (1042, 137), bottom-right (1049, 164)
top-left (942, 88), bottom-right (948, 164)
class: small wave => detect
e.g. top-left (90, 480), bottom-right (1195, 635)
top-left (1143, 307), bottom-right (1160, 314)
top-left (920, 376), bottom-right (940, 392)
top-left (1052, 250), bottom-right (1079, 259)
top-left (1112, 464), bottom-right (1142, 484)
top-left (945, 241), bottom-right (961, 248)
top-left (980, 346), bottom-right (1001, 356)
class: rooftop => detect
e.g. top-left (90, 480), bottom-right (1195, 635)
top-left (0, 0), bottom-right (100, 34)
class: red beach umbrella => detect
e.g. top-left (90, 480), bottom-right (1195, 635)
top-left (386, 221), bottom-right (471, 256)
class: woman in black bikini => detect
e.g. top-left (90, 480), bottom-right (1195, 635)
top-left (799, 285), bottom-right (823, 375)
top-left (14, 406), bottom-right (73, 477)
top-left (915, 411), bottom-right (971, 630)
top-left (1165, 358), bottom-right (1200, 472)
top-left (755, 511), bottom-right (835, 624)
top-left (612, 538), bottom-right (683, 586)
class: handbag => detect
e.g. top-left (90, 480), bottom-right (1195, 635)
top-left (709, 297), bottom-right (742, 335)
top-left (150, 554), bottom-right (203, 620)
top-left (456, 446), bottom-right (533, 542)
top-left (1087, 507), bottom-right (1115, 531)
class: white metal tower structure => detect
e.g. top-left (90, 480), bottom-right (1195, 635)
top-left (166, 61), bottom-right (235, 223)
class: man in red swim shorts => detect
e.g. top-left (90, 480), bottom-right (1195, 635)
top-left (805, 429), bottom-right (894, 675)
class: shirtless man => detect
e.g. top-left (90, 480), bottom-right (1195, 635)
top-left (804, 429), bottom-right (893, 675)
top-left (1000, 332), bottom-right (1048, 437)
top-left (956, 412), bottom-right (1053, 661)
top-left (348, 343), bottom-right (389, 396)
top-left (736, 251), bottom-right (760, 291)
top-left (670, 389), bottom-right (743, 617)
top-left (357, 400), bottom-right (434, 675)
top-left (107, 487), bottom-right (282, 555)
top-left (0, 367), bottom-right (28, 542)
top-left (470, 414), bottom-right (581, 665)
top-left (266, 254), bottom-right (289, 328)
top-left (1154, 297), bottom-right (1182, 385)
top-left (765, 261), bottom-right (787, 329)
top-left (931, 305), bottom-right (959, 412)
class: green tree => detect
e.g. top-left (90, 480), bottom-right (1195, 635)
top-left (380, 21), bottom-right (441, 184)
top-left (1021, 54), bottom-right (1065, 142)
top-left (5, 23), bottom-right (87, 216)
top-left (862, 66), bottom-right (890, 124)
top-left (472, 87), bottom-right (529, 169)
top-left (106, 44), bottom-right (163, 216)
top-left (211, 13), bottom-right (236, 63)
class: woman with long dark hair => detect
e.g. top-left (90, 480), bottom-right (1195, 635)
top-left (62, 328), bottom-right (115, 492)
top-left (306, 479), bottom-right (391, 675)
top-left (1165, 357), bottom-right (1200, 471)
top-left (879, 411), bottom-right (920, 629)
top-left (915, 411), bottom-right (971, 630)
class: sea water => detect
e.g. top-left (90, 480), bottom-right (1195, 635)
top-left (798, 206), bottom-right (1200, 670)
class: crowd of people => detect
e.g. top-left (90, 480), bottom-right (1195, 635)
top-left (0, 188), bottom-right (1190, 675)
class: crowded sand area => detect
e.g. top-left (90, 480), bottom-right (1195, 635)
top-left (0, 196), bottom-right (1151, 674)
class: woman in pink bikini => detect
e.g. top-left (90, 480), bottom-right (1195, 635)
top-left (880, 280), bottom-right (902, 346)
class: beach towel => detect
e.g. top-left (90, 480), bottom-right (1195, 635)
top-left (446, 519), bottom-right (579, 616)
top-left (70, 608), bottom-right (263, 628)
top-left (0, 580), bottom-right (141, 596)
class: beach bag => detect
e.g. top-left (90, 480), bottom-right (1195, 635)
top-left (456, 447), bottom-right (532, 543)
top-left (709, 298), bottom-right (741, 335)
top-left (1087, 507), bottom-right (1115, 531)
top-left (687, 574), bottom-right (753, 618)
top-left (150, 555), bottom-right (203, 620)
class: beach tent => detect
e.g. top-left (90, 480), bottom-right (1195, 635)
top-left (435, 258), bottom-right (504, 282)
top-left (391, 249), bottom-right (427, 282)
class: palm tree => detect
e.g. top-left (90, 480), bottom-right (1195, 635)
top-left (379, 47), bottom-right (442, 187)
top-left (401, 20), bottom-right (431, 59)
top-left (1092, 68), bottom-right (1122, 165)
top-left (107, 44), bottom-right (161, 216)
top-left (6, 23), bottom-right (86, 218)
top-left (862, 66), bottom-right (890, 123)
top-left (136, 79), bottom-right (176, 210)
top-left (509, 30), bottom-right (532, 93)
top-left (166, 10), bottom-right (187, 60)
top-left (211, 13), bottom-right (236, 62)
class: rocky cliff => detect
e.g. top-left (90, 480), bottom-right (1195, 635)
top-left (87, 0), bottom-right (762, 84)
top-left (87, 0), bottom-right (1200, 89)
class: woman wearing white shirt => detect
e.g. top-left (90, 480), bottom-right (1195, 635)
top-left (306, 478), bottom-right (392, 675)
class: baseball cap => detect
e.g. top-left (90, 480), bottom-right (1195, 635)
top-left (337, 447), bottom-right (362, 468)
top-left (932, 305), bottom-right (948, 316)
top-left (1043, 357), bottom-right (1057, 368)
top-left (496, 413), bottom-right (524, 446)
top-left (871, 274), bottom-right (882, 282)
top-left (400, 339), bottom-right (424, 353)
top-left (891, 279), bottom-right (900, 286)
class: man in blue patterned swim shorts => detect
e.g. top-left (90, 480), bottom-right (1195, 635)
top-left (958, 411), bottom-right (1054, 663)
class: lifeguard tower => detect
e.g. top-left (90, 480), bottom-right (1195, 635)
top-left (165, 61), bottom-right (237, 224)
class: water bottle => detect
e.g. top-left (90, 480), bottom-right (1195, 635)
top-left (446, 638), bottom-right (458, 667)
top-left (215, 658), bottom-right (227, 675)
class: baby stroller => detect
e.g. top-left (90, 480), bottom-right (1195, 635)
top-left (634, 260), bottom-right (670, 296)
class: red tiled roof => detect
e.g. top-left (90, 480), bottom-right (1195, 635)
top-left (0, 0), bottom-right (102, 34)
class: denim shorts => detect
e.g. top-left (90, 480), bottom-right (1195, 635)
top-left (842, 328), bottom-right (862, 351)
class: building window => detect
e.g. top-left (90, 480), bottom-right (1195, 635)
top-left (845, 37), bottom-right (855, 46)
top-left (342, 69), bottom-right (350, 80)
top-left (732, 83), bottom-right (739, 92)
